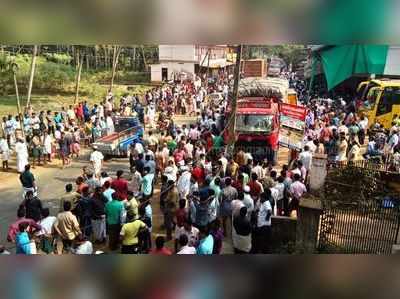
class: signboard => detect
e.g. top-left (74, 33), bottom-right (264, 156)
top-left (237, 98), bottom-right (271, 109)
top-left (279, 103), bottom-right (307, 150)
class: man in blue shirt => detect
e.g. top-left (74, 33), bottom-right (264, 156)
top-left (144, 155), bottom-right (156, 174)
top-left (16, 222), bottom-right (32, 255)
top-left (141, 166), bottom-right (155, 200)
top-left (196, 226), bottom-right (214, 255)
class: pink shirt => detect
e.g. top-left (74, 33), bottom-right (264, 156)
top-left (290, 181), bottom-right (307, 200)
top-left (7, 218), bottom-right (41, 242)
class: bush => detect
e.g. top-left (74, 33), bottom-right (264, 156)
top-left (43, 53), bottom-right (72, 65)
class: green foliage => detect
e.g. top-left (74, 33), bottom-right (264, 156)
top-left (87, 70), bottom-right (150, 84)
top-left (324, 166), bottom-right (385, 205)
top-left (0, 53), bottom-right (150, 97)
top-left (43, 52), bottom-right (72, 64)
top-left (244, 45), bottom-right (307, 66)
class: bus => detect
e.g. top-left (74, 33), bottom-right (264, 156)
top-left (357, 79), bottom-right (400, 129)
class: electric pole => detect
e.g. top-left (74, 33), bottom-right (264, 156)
top-left (227, 44), bottom-right (242, 153)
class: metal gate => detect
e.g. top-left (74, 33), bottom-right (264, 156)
top-left (318, 201), bottom-right (400, 254)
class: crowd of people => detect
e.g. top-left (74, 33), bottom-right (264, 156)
top-left (1, 68), bottom-right (400, 255)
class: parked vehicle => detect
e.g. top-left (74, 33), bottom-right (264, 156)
top-left (92, 116), bottom-right (143, 158)
top-left (356, 79), bottom-right (400, 129)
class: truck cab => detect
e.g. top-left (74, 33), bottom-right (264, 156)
top-left (234, 98), bottom-right (280, 163)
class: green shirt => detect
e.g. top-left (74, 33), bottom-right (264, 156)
top-left (212, 135), bottom-right (224, 150)
top-left (167, 140), bottom-right (177, 152)
top-left (105, 200), bottom-right (124, 225)
top-left (20, 171), bottom-right (35, 188)
top-left (349, 125), bottom-right (359, 135)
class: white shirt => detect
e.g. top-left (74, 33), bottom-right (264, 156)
top-left (338, 125), bottom-right (349, 136)
top-left (257, 200), bottom-right (272, 227)
top-left (184, 143), bottom-right (194, 159)
top-left (232, 199), bottom-right (245, 217)
top-left (177, 171), bottom-right (191, 198)
top-left (175, 226), bottom-right (199, 247)
top-left (299, 151), bottom-right (313, 171)
top-left (359, 118), bottom-right (369, 130)
top-left (305, 140), bottom-right (317, 153)
top-left (164, 166), bottom-right (177, 182)
top-left (177, 245), bottom-right (197, 255)
top-left (37, 216), bottom-right (57, 236)
top-left (134, 142), bottom-right (144, 155)
top-left (251, 165), bottom-right (263, 179)
top-left (90, 150), bottom-right (104, 170)
top-left (219, 156), bottom-right (228, 174)
top-left (73, 241), bottom-right (93, 254)
top-left (243, 193), bottom-right (254, 215)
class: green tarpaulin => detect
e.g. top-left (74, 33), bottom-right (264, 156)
top-left (317, 45), bottom-right (389, 90)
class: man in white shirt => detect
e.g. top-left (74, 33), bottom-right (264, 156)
top-left (218, 153), bottom-right (228, 175)
top-left (177, 234), bottom-right (197, 254)
top-left (305, 137), bottom-right (317, 153)
top-left (175, 219), bottom-right (199, 253)
top-left (299, 145), bottom-right (313, 171)
top-left (106, 115), bottom-right (114, 134)
top-left (242, 186), bottom-right (254, 218)
top-left (338, 121), bottom-right (348, 136)
top-left (177, 166), bottom-right (192, 199)
top-left (256, 192), bottom-right (272, 253)
top-left (90, 146), bottom-right (104, 178)
top-left (251, 161), bottom-right (264, 180)
top-left (72, 235), bottom-right (93, 255)
top-left (37, 208), bottom-right (57, 237)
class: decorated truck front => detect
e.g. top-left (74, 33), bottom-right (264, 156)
top-left (225, 77), bottom-right (289, 164)
top-left (234, 98), bottom-right (280, 163)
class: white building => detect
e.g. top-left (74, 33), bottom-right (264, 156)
top-left (151, 45), bottom-right (230, 82)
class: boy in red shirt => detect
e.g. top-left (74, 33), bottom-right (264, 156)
top-left (149, 236), bottom-right (172, 255)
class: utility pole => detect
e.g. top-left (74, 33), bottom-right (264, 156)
top-left (227, 44), bottom-right (242, 153)
top-left (26, 45), bottom-right (38, 108)
top-left (12, 64), bottom-right (24, 137)
top-left (205, 47), bottom-right (211, 90)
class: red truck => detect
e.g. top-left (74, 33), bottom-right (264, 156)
top-left (225, 77), bottom-right (289, 164)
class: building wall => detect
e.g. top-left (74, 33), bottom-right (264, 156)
top-left (151, 62), bottom-right (195, 82)
top-left (384, 46), bottom-right (400, 76)
top-left (159, 45), bottom-right (196, 62)
top-left (150, 64), bottom-right (162, 82)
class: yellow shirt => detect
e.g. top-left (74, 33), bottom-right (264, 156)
top-left (127, 198), bottom-right (139, 219)
top-left (120, 220), bottom-right (146, 245)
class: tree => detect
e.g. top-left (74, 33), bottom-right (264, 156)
top-left (26, 45), bottom-right (39, 108)
top-left (0, 55), bottom-right (24, 134)
top-left (109, 45), bottom-right (122, 92)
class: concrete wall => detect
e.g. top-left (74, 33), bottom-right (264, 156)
top-left (296, 198), bottom-right (323, 253)
top-left (151, 62), bottom-right (195, 82)
top-left (271, 216), bottom-right (297, 253)
top-left (150, 64), bottom-right (162, 82)
top-left (159, 45), bottom-right (196, 62)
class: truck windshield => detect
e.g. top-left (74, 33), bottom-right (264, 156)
top-left (235, 114), bottom-right (273, 133)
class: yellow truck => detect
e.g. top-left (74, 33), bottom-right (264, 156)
top-left (357, 79), bottom-right (400, 129)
